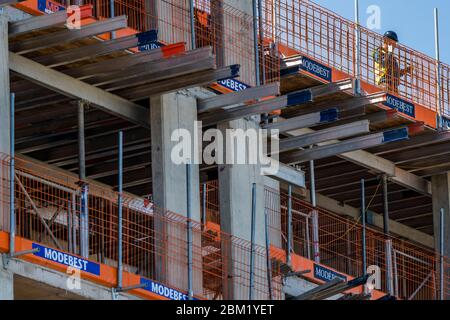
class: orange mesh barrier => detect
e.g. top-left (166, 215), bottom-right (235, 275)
top-left (265, 0), bottom-right (450, 120)
top-left (200, 180), bottom-right (220, 225)
top-left (0, 154), bottom-right (282, 300)
top-left (264, 187), bottom-right (450, 300)
top-left (48, 0), bottom-right (280, 87)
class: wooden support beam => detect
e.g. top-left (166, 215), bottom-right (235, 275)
top-left (8, 10), bottom-right (67, 36)
top-left (90, 46), bottom-right (214, 87)
top-left (281, 128), bottom-right (408, 164)
top-left (34, 35), bottom-right (139, 67)
top-left (197, 82), bottom-right (280, 113)
top-left (10, 15), bottom-right (128, 54)
top-left (263, 108), bottom-right (339, 133)
top-left (200, 79), bottom-right (353, 126)
top-left (118, 66), bottom-right (239, 100)
top-left (9, 52), bottom-right (150, 128)
top-left (0, 0), bottom-right (17, 6)
top-left (278, 120), bottom-right (370, 152)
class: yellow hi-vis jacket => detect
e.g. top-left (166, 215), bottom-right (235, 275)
top-left (372, 48), bottom-right (400, 85)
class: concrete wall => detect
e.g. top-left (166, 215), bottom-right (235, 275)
top-left (432, 173), bottom-right (450, 257)
top-left (217, 118), bottom-right (269, 299)
top-left (150, 90), bottom-right (202, 296)
top-left (0, 256), bottom-right (140, 300)
top-left (0, 255), bottom-right (14, 300)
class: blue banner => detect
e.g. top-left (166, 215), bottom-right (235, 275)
top-left (300, 57), bottom-right (332, 82)
top-left (441, 116), bottom-right (450, 130)
top-left (137, 30), bottom-right (164, 52)
top-left (383, 94), bottom-right (416, 118)
top-left (217, 78), bottom-right (250, 92)
top-left (32, 243), bottom-right (100, 276)
top-left (139, 42), bottom-right (164, 52)
top-left (314, 264), bottom-right (347, 283)
top-left (38, 0), bottom-right (65, 14)
top-left (140, 277), bottom-right (195, 300)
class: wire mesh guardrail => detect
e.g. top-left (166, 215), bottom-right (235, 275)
top-left (52, 0), bottom-right (280, 87)
top-left (0, 154), bottom-right (282, 300)
top-left (42, 0), bottom-right (450, 119)
top-left (264, 186), bottom-right (450, 300)
top-left (265, 0), bottom-right (450, 120)
top-left (200, 180), bottom-right (220, 225)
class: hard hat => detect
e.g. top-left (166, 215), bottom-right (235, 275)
top-left (383, 31), bottom-right (399, 42)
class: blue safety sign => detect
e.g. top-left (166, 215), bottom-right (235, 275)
top-left (300, 57), bottom-right (332, 82)
top-left (32, 243), bottom-right (100, 276)
top-left (217, 78), bottom-right (250, 92)
top-left (383, 94), bottom-right (416, 118)
top-left (38, 0), bottom-right (65, 14)
top-left (140, 277), bottom-right (195, 300)
top-left (314, 264), bottom-right (347, 283)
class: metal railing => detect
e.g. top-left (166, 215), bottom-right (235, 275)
top-left (264, 186), bottom-right (450, 300)
top-left (266, 0), bottom-right (450, 119)
top-left (50, 0), bottom-right (280, 87)
top-left (200, 180), bottom-right (220, 225)
top-left (0, 154), bottom-right (282, 300)
top-left (42, 0), bottom-right (450, 119)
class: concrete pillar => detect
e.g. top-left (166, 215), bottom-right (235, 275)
top-left (0, 256), bottom-right (14, 300)
top-left (213, 0), bottom-right (256, 86)
top-left (218, 118), bottom-right (268, 300)
top-left (150, 91), bottom-right (202, 296)
top-left (157, 0), bottom-right (192, 49)
top-left (431, 173), bottom-right (450, 257)
top-left (0, 14), bottom-right (10, 233)
top-left (431, 173), bottom-right (450, 299)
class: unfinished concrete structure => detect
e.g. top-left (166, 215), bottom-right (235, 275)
top-left (0, 0), bottom-right (449, 300)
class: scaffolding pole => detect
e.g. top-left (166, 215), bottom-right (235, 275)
top-left (361, 178), bottom-right (367, 275)
top-left (189, 0), bottom-right (196, 50)
top-left (434, 8), bottom-right (443, 129)
top-left (382, 175), bottom-right (390, 235)
top-left (310, 150), bottom-right (320, 263)
top-left (202, 182), bottom-right (207, 230)
top-left (264, 208), bottom-right (273, 300)
top-left (78, 100), bottom-right (88, 258)
top-left (249, 182), bottom-right (257, 300)
top-left (354, 0), bottom-right (361, 95)
top-left (440, 208), bottom-right (445, 300)
top-left (117, 131), bottom-right (123, 290)
top-left (252, 0), bottom-right (261, 87)
top-left (286, 184), bottom-right (293, 267)
top-left (77, 101), bottom-right (86, 181)
top-left (9, 93), bottom-right (15, 256)
top-left (110, 0), bottom-right (115, 39)
top-left (186, 163), bottom-right (193, 300)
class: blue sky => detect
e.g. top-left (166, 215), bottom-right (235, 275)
top-left (312, 0), bottom-right (450, 64)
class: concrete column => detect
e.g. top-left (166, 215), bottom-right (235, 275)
top-left (0, 14), bottom-right (11, 233)
top-left (431, 173), bottom-right (450, 299)
top-left (157, 0), bottom-right (192, 49)
top-left (432, 173), bottom-right (450, 257)
top-left (0, 256), bottom-right (14, 300)
top-left (218, 118), bottom-right (268, 300)
top-left (214, 0), bottom-right (256, 86)
top-left (150, 91), bottom-right (202, 296)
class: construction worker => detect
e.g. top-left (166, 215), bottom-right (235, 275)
top-left (373, 31), bottom-right (413, 94)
